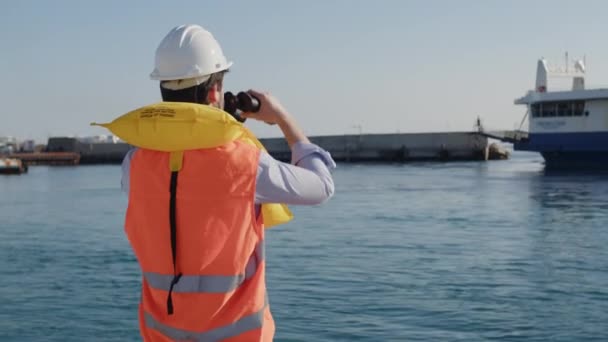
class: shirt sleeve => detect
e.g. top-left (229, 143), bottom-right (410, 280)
top-left (121, 148), bottom-right (136, 194)
top-left (255, 142), bottom-right (336, 205)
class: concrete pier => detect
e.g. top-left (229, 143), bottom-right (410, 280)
top-left (41, 132), bottom-right (507, 165)
top-left (9, 152), bottom-right (80, 166)
top-left (261, 132), bottom-right (505, 162)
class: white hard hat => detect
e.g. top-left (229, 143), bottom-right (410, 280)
top-left (150, 24), bottom-right (233, 82)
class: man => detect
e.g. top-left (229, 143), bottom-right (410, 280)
top-left (121, 24), bottom-right (335, 341)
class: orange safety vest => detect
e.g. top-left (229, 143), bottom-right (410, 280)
top-left (125, 140), bottom-right (274, 341)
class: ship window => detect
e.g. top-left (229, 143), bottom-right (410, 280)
top-left (541, 103), bottom-right (556, 117)
top-left (573, 101), bottom-right (585, 116)
top-left (531, 104), bottom-right (540, 117)
top-left (537, 101), bottom-right (585, 117)
top-left (557, 102), bottom-right (570, 117)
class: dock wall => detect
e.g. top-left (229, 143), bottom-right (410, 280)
top-left (260, 132), bottom-right (490, 162)
top-left (41, 132), bottom-right (500, 164)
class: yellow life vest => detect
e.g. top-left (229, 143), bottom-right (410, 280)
top-left (92, 102), bottom-right (293, 228)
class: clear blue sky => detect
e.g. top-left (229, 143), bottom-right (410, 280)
top-left (2, 0), bottom-right (608, 143)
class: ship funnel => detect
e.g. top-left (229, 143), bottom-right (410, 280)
top-left (535, 59), bottom-right (548, 92)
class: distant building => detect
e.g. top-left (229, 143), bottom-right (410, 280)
top-left (20, 140), bottom-right (36, 152)
top-left (0, 136), bottom-right (18, 155)
top-left (77, 135), bottom-right (121, 144)
top-left (46, 137), bottom-right (79, 152)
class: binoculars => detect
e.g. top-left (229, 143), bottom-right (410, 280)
top-left (224, 91), bottom-right (260, 123)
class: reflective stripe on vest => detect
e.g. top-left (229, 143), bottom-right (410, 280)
top-left (144, 240), bottom-right (265, 293)
top-left (144, 297), bottom-right (268, 341)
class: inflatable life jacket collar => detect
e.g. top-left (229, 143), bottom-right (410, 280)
top-left (91, 102), bottom-right (294, 228)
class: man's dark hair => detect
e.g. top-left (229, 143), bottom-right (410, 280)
top-left (160, 71), bottom-right (226, 105)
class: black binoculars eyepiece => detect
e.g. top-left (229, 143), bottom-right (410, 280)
top-left (224, 91), bottom-right (260, 123)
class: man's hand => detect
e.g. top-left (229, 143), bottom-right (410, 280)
top-left (241, 90), bottom-right (290, 125)
top-left (240, 89), bottom-right (309, 148)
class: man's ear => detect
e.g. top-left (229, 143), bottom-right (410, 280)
top-left (206, 83), bottom-right (220, 104)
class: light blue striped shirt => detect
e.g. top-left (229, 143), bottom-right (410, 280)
top-left (121, 142), bottom-right (336, 205)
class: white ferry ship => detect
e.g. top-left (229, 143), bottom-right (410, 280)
top-left (514, 55), bottom-right (608, 168)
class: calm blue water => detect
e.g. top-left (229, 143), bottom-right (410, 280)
top-left (2, 152), bottom-right (608, 341)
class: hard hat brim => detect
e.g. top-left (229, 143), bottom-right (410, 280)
top-left (150, 61), bottom-right (233, 81)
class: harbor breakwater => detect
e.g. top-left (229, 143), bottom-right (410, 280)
top-left (20, 132), bottom-right (507, 165)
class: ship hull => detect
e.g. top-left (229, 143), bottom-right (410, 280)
top-left (515, 132), bottom-right (608, 168)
